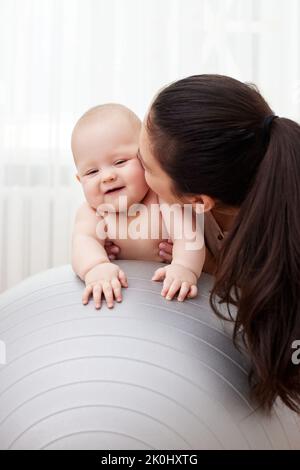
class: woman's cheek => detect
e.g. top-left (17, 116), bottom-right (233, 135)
top-left (145, 172), bottom-right (159, 195)
top-left (144, 171), bottom-right (152, 188)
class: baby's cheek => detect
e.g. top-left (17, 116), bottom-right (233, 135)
top-left (82, 183), bottom-right (92, 199)
top-left (131, 161), bottom-right (144, 177)
top-left (83, 183), bottom-right (100, 207)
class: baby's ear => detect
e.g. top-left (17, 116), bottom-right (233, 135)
top-left (76, 174), bottom-right (80, 182)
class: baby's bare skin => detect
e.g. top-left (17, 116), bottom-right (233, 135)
top-left (101, 189), bottom-right (163, 263)
top-left (71, 104), bottom-right (205, 309)
top-left (73, 189), bottom-right (202, 308)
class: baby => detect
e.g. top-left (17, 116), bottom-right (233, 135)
top-left (71, 103), bottom-right (205, 308)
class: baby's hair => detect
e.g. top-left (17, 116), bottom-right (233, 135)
top-left (71, 103), bottom-right (141, 163)
top-left (75, 103), bottom-right (140, 127)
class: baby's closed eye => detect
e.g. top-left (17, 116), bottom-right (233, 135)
top-left (85, 169), bottom-right (99, 176)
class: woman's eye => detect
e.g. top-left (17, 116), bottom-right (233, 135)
top-left (115, 160), bottom-right (126, 165)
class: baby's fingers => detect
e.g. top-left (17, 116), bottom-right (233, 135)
top-left (161, 276), bottom-right (173, 297)
top-left (103, 282), bottom-right (114, 309)
top-left (111, 278), bottom-right (122, 303)
top-left (152, 267), bottom-right (166, 281)
top-left (165, 279), bottom-right (182, 300)
top-left (93, 285), bottom-right (103, 309)
top-left (118, 269), bottom-right (128, 288)
top-left (177, 282), bottom-right (191, 302)
top-left (187, 284), bottom-right (198, 299)
top-left (82, 285), bottom-right (93, 305)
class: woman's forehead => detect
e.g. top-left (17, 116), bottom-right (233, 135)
top-left (139, 124), bottom-right (154, 162)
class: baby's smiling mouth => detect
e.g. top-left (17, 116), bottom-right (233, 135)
top-left (104, 186), bottom-right (125, 195)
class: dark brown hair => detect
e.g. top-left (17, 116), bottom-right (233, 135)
top-left (147, 74), bottom-right (300, 412)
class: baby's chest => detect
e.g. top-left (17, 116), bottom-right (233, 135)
top-left (104, 209), bottom-right (164, 239)
top-left (104, 210), bottom-right (165, 261)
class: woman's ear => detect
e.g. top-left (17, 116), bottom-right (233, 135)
top-left (186, 194), bottom-right (216, 213)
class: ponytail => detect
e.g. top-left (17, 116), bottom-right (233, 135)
top-left (210, 117), bottom-right (300, 412)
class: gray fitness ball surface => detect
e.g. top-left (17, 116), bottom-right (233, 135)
top-left (0, 261), bottom-right (299, 450)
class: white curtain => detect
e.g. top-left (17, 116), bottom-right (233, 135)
top-left (0, 0), bottom-right (299, 291)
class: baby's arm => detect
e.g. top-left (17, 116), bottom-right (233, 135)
top-left (152, 202), bottom-right (205, 301)
top-left (72, 202), bottom-right (109, 279)
top-left (72, 202), bottom-right (128, 308)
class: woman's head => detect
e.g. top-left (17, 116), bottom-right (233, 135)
top-left (142, 74), bottom-right (275, 208)
top-left (141, 74), bottom-right (300, 413)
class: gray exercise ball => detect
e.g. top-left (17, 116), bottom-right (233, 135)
top-left (0, 261), bottom-right (299, 450)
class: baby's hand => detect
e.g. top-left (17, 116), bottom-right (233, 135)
top-left (83, 262), bottom-right (128, 309)
top-left (152, 264), bottom-right (198, 302)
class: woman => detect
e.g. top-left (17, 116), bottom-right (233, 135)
top-left (107, 74), bottom-right (300, 413)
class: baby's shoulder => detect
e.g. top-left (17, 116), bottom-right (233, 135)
top-left (75, 201), bottom-right (97, 222)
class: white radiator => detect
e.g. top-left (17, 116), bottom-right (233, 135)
top-left (0, 187), bottom-right (83, 293)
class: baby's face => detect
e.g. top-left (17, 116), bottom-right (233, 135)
top-left (73, 112), bottom-right (148, 211)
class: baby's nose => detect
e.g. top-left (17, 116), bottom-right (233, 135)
top-left (101, 170), bottom-right (117, 183)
